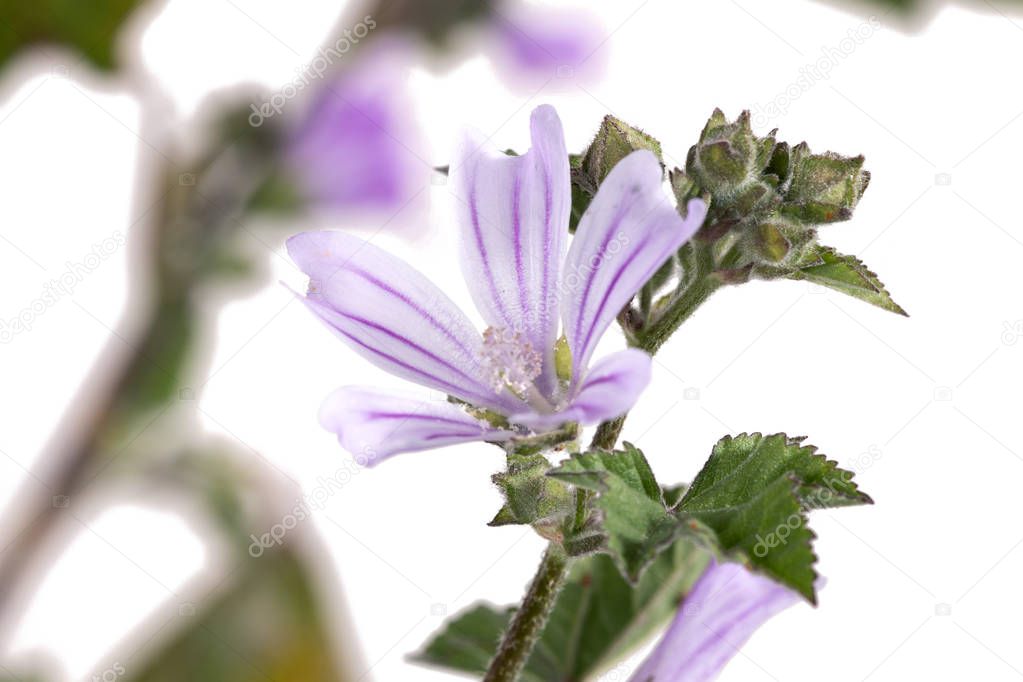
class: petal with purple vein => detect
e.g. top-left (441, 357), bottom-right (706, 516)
top-left (510, 348), bottom-right (651, 431)
top-left (319, 386), bottom-right (515, 464)
top-left (629, 561), bottom-right (801, 682)
top-left (450, 104), bottom-right (571, 394)
top-left (562, 150), bottom-right (707, 378)
top-left (288, 231), bottom-right (519, 413)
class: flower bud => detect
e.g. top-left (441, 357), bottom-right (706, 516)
top-left (687, 109), bottom-right (776, 193)
top-left (582, 115), bottom-right (663, 186)
top-left (779, 146), bottom-right (869, 224)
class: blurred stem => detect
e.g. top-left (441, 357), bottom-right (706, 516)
top-left (484, 545), bottom-right (569, 682)
top-left (0, 136), bottom-right (273, 622)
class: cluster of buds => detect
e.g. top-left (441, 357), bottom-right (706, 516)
top-left (675, 109), bottom-right (870, 282)
top-left (570, 109), bottom-right (900, 346)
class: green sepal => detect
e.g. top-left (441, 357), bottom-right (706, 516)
top-left (490, 452), bottom-right (573, 533)
top-left (754, 222), bottom-right (791, 262)
top-left (669, 167), bottom-right (703, 209)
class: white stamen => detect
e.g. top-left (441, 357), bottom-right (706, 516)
top-left (480, 327), bottom-right (542, 398)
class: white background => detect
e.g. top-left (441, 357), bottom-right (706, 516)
top-left (1, 0), bottom-right (1022, 680)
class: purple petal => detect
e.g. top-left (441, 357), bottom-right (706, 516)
top-left (562, 151), bottom-right (707, 379)
top-left (450, 104), bottom-right (571, 394)
top-left (630, 561), bottom-right (801, 682)
top-left (565, 348), bottom-right (652, 425)
top-left (510, 349), bottom-right (651, 431)
top-left (287, 231), bottom-right (519, 413)
top-left (319, 386), bottom-right (514, 464)
top-left (286, 40), bottom-right (428, 214)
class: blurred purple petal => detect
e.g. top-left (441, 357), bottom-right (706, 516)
top-left (287, 41), bottom-right (429, 215)
top-left (630, 562), bottom-right (801, 682)
top-left (490, 3), bottom-right (606, 89)
top-left (319, 386), bottom-right (515, 463)
top-left (562, 151), bottom-right (706, 378)
top-left (287, 231), bottom-right (519, 413)
top-left (450, 104), bottom-right (570, 393)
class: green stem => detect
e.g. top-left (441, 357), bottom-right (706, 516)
top-left (590, 415), bottom-right (626, 450)
top-left (638, 274), bottom-right (721, 354)
top-left (484, 545), bottom-right (569, 682)
top-left (588, 263), bottom-right (723, 458)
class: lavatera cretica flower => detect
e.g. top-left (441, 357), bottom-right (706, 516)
top-left (287, 105), bottom-right (706, 465)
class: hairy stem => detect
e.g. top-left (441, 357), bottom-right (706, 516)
top-left (484, 545), bottom-right (569, 682)
top-left (638, 274), bottom-right (721, 355)
top-left (590, 415), bottom-right (626, 450)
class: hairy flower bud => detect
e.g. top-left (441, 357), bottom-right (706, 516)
top-left (582, 115), bottom-right (663, 187)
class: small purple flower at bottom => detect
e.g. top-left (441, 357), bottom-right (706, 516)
top-left (630, 561), bottom-right (802, 682)
top-left (288, 104), bottom-right (706, 465)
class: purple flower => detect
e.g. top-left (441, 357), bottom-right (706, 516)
top-left (630, 562), bottom-right (802, 682)
top-left (286, 40), bottom-right (428, 216)
top-left (288, 105), bottom-right (706, 465)
top-left (488, 3), bottom-right (607, 89)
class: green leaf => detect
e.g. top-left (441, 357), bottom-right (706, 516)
top-left (123, 548), bottom-right (349, 682)
top-left (413, 540), bottom-right (710, 680)
top-left (678, 432), bottom-right (872, 602)
top-left (681, 432), bottom-right (873, 512)
top-left (685, 474), bottom-right (818, 601)
top-left (788, 245), bottom-right (907, 316)
top-left (490, 452), bottom-right (572, 530)
top-left (549, 444), bottom-right (714, 581)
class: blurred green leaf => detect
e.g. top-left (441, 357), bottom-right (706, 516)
top-left (123, 548), bottom-right (351, 682)
top-left (365, 0), bottom-right (491, 46)
top-left (0, 0), bottom-right (143, 71)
